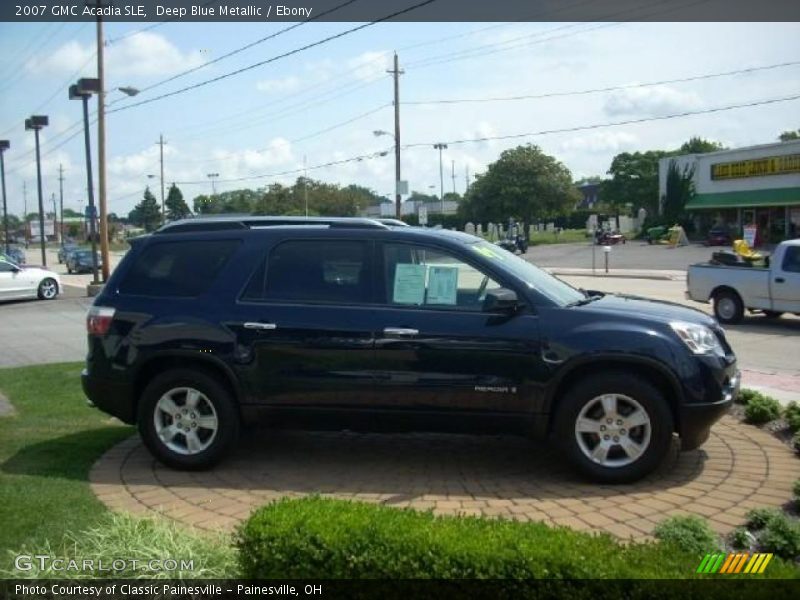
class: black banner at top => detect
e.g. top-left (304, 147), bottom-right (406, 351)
top-left (2, 0), bottom-right (800, 23)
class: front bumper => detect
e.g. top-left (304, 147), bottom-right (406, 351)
top-left (81, 368), bottom-right (136, 424)
top-left (679, 369), bottom-right (739, 450)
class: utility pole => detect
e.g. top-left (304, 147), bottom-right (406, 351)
top-left (0, 140), bottom-right (9, 254)
top-left (58, 164), bottom-right (64, 246)
top-left (303, 154), bottom-right (308, 217)
top-left (23, 181), bottom-right (27, 244)
top-left (157, 134), bottom-right (166, 222)
top-left (207, 173), bottom-right (219, 195)
top-left (465, 165), bottom-right (470, 192)
top-left (433, 143), bottom-right (447, 215)
top-left (94, 1), bottom-right (110, 281)
top-left (387, 52), bottom-right (404, 219)
top-left (451, 159), bottom-right (456, 195)
top-left (51, 193), bottom-right (57, 241)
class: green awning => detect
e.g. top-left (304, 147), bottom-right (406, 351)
top-left (686, 187), bottom-right (800, 210)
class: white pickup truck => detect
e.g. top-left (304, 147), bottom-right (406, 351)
top-left (687, 239), bottom-right (800, 324)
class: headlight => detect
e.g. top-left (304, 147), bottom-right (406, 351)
top-left (670, 321), bottom-right (724, 356)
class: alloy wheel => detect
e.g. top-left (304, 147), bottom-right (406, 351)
top-left (574, 393), bottom-right (652, 468)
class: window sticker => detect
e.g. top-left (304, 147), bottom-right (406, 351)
top-left (393, 263), bottom-right (426, 304)
top-left (426, 265), bottom-right (458, 305)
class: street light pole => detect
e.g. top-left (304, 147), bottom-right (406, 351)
top-left (70, 79), bottom-right (100, 285)
top-left (433, 143), bottom-right (447, 215)
top-left (0, 140), bottom-right (9, 254)
top-left (207, 173), bottom-right (219, 195)
top-left (95, 8), bottom-right (110, 281)
top-left (25, 116), bottom-right (49, 267)
top-left (58, 164), bottom-right (64, 246)
top-left (157, 134), bottom-right (166, 222)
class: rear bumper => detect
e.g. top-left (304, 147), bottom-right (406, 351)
top-left (81, 368), bottom-right (136, 424)
top-left (679, 369), bottom-right (739, 450)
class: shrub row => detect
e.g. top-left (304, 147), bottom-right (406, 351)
top-left (738, 389), bottom-right (796, 427)
top-left (236, 497), bottom-right (800, 579)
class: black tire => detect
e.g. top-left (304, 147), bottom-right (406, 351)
top-left (763, 311), bottom-right (783, 319)
top-left (713, 289), bottom-right (744, 324)
top-left (36, 278), bottom-right (58, 300)
top-left (553, 371), bottom-right (674, 483)
top-left (138, 369), bottom-right (240, 470)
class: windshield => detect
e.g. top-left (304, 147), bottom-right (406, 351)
top-left (469, 241), bottom-right (584, 307)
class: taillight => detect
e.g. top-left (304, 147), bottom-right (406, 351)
top-left (87, 306), bottom-right (116, 336)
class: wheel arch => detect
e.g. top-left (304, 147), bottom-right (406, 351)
top-left (132, 354), bottom-right (243, 421)
top-left (545, 357), bottom-right (683, 435)
top-left (709, 284), bottom-right (742, 304)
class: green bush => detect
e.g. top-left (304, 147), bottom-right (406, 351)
top-left (236, 497), bottom-right (702, 579)
top-left (758, 513), bottom-right (800, 560)
top-left (744, 393), bottom-right (782, 424)
top-left (652, 515), bottom-right (720, 555)
top-left (793, 431), bottom-right (800, 455)
top-left (784, 401), bottom-right (800, 433)
top-left (793, 479), bottom-right (800, 505)
top-left (729, 527), bottom-right (752, 550)
top-left (735, 388), bottom-right (761, 405)
top-left (746, 508), bottom-right (784, 530)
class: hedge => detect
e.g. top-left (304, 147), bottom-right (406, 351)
top-left (236, 497), bottom-right (745, 580)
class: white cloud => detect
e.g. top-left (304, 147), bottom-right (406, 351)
top-left (26, 33), bottom-right (204, 79)
top-left (347, 51), bottom-right (390, 82)
top-left (256, 76), bottom-right (302, 94)
top-left (560, 131), bottom-right (639, 153)
top-left (603, 85), bottom-right (702, 117)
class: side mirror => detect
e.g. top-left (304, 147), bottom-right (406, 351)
top-left (483, 288), bottom-right (519, 313)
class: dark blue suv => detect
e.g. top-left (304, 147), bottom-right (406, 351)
top-left (82, 216), bottom-right (739, 482)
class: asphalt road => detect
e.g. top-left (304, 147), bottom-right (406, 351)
top-left (529, 240), bottom-right (731, 271)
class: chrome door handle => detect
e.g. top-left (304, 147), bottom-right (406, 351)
top-left (383, 327), bottom-right (419, 337)
top-left (244, 322), bottom-right (277, 330)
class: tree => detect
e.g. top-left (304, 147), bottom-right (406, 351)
top-left (62, 208), bottom-right (82, 218)
top-left (679, 137), bottom-right (726, 154)
top-left (599, 151), bottom-right (667, 216)
top-left (779, 129), bottom-right (800, 141)
top-left (662, 159), bottom-right (695, 224)
top-left (459, 145), bottom-right (579, 224)
top-left (129, 187), bottom-right (161, 232)
top-left (165, 184), bottom-right (191, 221)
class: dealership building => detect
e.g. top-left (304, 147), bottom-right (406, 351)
top-left (658, 139), bottom-right (800, 244)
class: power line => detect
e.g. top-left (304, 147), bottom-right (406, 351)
top-left (174, 146), bottom-right (393, 185)
top-left (133, 0), bottom-right (364, 97)
top-left (403, 60), bottom-right (800, 106)
top-left (402, 92), bottom-right (800, 148)
top-left (106, 0), bottom-right (437, 115)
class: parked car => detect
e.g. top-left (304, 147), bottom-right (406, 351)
top-left (0, 258), bottom-right (61, 301)
top-left (596, 230), bottom-right (626, 245)
top-left (66, 249), bottom-right (102, 274)
top-left (82, 216), bottom-right (738, 483)
top-left (58, 243), bottom-right (80, 264)
top-left (705, 227), bottom-right (732, 247)
top-left (1, 246), bottom-right (26, 265)
top-left (687, 239), bottom-right (800, 323)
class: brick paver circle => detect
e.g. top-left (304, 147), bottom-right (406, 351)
top-left (90, 416), bottom-right (798, 539)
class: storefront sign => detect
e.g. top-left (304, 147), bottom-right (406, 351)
top-left (710, 154), bottom-right (800, 180)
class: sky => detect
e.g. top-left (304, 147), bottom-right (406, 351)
top-left (0, 19), bottom-right (798, 218)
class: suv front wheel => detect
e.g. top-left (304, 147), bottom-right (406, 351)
top-left (554, 372), bottom-right (674, 483)
top-left (138, 369), bottom-right (240, 470)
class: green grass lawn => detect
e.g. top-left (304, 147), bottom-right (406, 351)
top-left (528, 228), bottom-right (590, 245)
top-left (0, 363), bottom-right (133, 568)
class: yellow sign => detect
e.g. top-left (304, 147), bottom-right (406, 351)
top-left (711, 154), bottom-right (800, 180)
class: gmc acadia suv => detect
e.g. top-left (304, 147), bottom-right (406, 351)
top-left (82, 216), bottom-right (739, 482)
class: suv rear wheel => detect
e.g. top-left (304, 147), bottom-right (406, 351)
top-left (138, 369), bottom-right (240, 470)
top-left (554, 372), bottom-right (673, 483)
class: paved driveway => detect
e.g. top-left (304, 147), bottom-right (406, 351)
top-left (91, 415), bottom-right (797, 539)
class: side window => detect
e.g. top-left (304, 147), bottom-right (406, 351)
top-left (383, 243), bottom-right (502, 311)
top-left (258, 240), bottom-right (372, 304)
top-left (0, 260), bottom-right (15, 272)
top-left (781, 246), bottom-right (800, 273)
top-left (118, 240), bottom-right (239, 297)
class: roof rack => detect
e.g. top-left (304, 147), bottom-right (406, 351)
top-left (155, 216), bottom-right (390, 234)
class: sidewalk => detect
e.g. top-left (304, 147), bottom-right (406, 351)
top-left (740, 368), bottom-right (800, 406)
top-left (545, 267), bottom-right (686, 281)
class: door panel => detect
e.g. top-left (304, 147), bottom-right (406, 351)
top-left (231, 239), bottom-right (379, 407)
top-left (374, 307), bottom-right (544, 412)
top-left (373, 242), bottom-right (547, 414)
top-left (771, 246), bottom-right (800, 312)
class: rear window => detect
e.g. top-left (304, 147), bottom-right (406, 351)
top-left (118, 240), bottom-right (239, 297)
